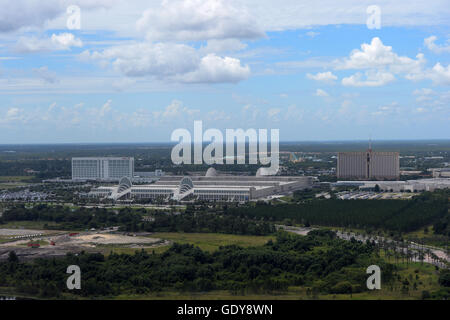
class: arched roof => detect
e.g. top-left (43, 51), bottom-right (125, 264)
top-left (179, 176), bottom-right (194, 194)
top-left (118, 176), bottom-right (132, 193)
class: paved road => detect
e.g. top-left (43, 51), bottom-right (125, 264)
top-left (278, 225), bottom-right (449, 268)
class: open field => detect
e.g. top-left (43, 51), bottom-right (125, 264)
top-left (0, 230), bottom-right (168, 261)
top-left (149, 232), bottom-right (275, 252)
top-left (0, 176), bottom-right (33, 182)
top-left (0, 176), bottom-right (34, 190)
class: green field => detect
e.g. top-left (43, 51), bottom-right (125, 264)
top-left (99, 232), bottom-right (275, 256)
top-left (149, 232), bottom-right (275, 252)
top-left (0, 176), bottom-right (34, 190)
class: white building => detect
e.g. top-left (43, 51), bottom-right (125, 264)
top-left (429, 168), bottom-right (450, 178)
top-left (333, 178), bottom-right (450, 192)
top-left (89, 170), bottom-right (315, 202)
top-left (72, 157), bottom-right (134, 181)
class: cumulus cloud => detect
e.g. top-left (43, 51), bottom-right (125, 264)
top-left (307, 71), bottom-right (337, 82)
top-left (82, 42), bottom-right (199, 77)
top-left (136, 0), bottom-right (264, 41)
top-left (0, 107), bottom-right (24, 125)
top-left (153, 100), bottom-right (200, 121)
top-left (15, 33), bottom-right (83, 53)
top-left (316, 37), bottom-right (450, 87)
top-left (178, 54), bottom-right (250, 83)
top-left (335, 37), bottom-right (425, 74)
top-left (342, 71), bottom-right (396, 87)
top-left (424, 36), bottom-right (450, 54)
top-left (407, 62), bottom-right (450, 85)
top-left (82, 43), bottom-right (250, 84)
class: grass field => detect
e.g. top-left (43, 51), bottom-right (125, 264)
top-left (0, 176), bottom-right (33, 182)
top-left (0, 176), bottom-right (34, 189)
top-left (102, 232), bottom-right (275, 256)
top-left (149, 232), bottom-right (275, 252)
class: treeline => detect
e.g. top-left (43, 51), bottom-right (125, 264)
top-left (0, 160), bottom-right (70, 179)
top-left (433, 214), bottom-right (450, 237)
top-left (0, 204), bottom-right (275, 236)
top-left (0, 231), bottom-right (396, 298)
top-left (0, 205), bottom-right (142, 231)
top-left (229, 191), bottom-right (449, 233)
top-left (143, 212), bottom-right (275, 235)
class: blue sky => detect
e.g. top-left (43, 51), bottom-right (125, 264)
top-left (0, 0), bottom-right (449, 143)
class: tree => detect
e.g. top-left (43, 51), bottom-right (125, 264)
top-left (8, 251), bottom-right (19, 263)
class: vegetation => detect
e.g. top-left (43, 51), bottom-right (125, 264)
top-left (1, 230), bottom-right (447, 299)
top-left (230, 191), bottom-right (449, 233)
top-left (0, 204), bottom-right (275, 236)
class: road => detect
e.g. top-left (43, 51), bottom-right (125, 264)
top-left (277, 225), bottom-right (449, 268)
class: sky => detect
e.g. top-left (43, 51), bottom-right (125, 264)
top-left (0, 0), bottom-right (449, 143)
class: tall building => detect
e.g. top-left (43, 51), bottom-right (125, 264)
top-left (72, 157), bottom-right (134, 181)
top-left (337, 150), bottom-right (399, 180)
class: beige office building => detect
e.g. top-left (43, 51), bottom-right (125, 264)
top-left (337, 151), bottom-right (399, 180)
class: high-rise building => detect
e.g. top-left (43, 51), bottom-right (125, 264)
top-left (337, 150), bottom-right (399, 180)
top-left (72, 157), bottom-right (134, 181)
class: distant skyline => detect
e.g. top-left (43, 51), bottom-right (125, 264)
top-left (1, 0), bottom-right (450, 143)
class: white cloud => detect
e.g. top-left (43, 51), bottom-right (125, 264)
top-left (425, 63), bottom-right (450, 85)
top-left (307, 71), bottom-right (337, 82)
top-left (179, 54), bottom-right (250, 83)
top-left (83, 43), bottom-right (250, 83)
top-left (342, 71), bottom-right (396, 87)
top-left (0, 0), bottom-right (115, 32)
top-left (99, 99), bottom-right (112, 117)
top-left (83, 42), bottom-right (200, 77)
top-left (315, 89), bottom-right (329, 97)
top-left (136, 0), bottom-right (264, 41)
top-left (51, 33), bottom-right (83, 48)
top-left (15, 33), bottom-right (83, 53)
top-left (0, 107), bottom-right (24, 125)
top-left (335, 37), bottom-right (425, 74)
top-left (424, 36), bottom-right (450, 54)
top-left (407, 62), bottom-right (450, 85)
top-left (153, 100), bottom-right (200, 121)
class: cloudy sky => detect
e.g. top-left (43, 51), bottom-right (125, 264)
top-left (0, 0), bottom-right (449, 143)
